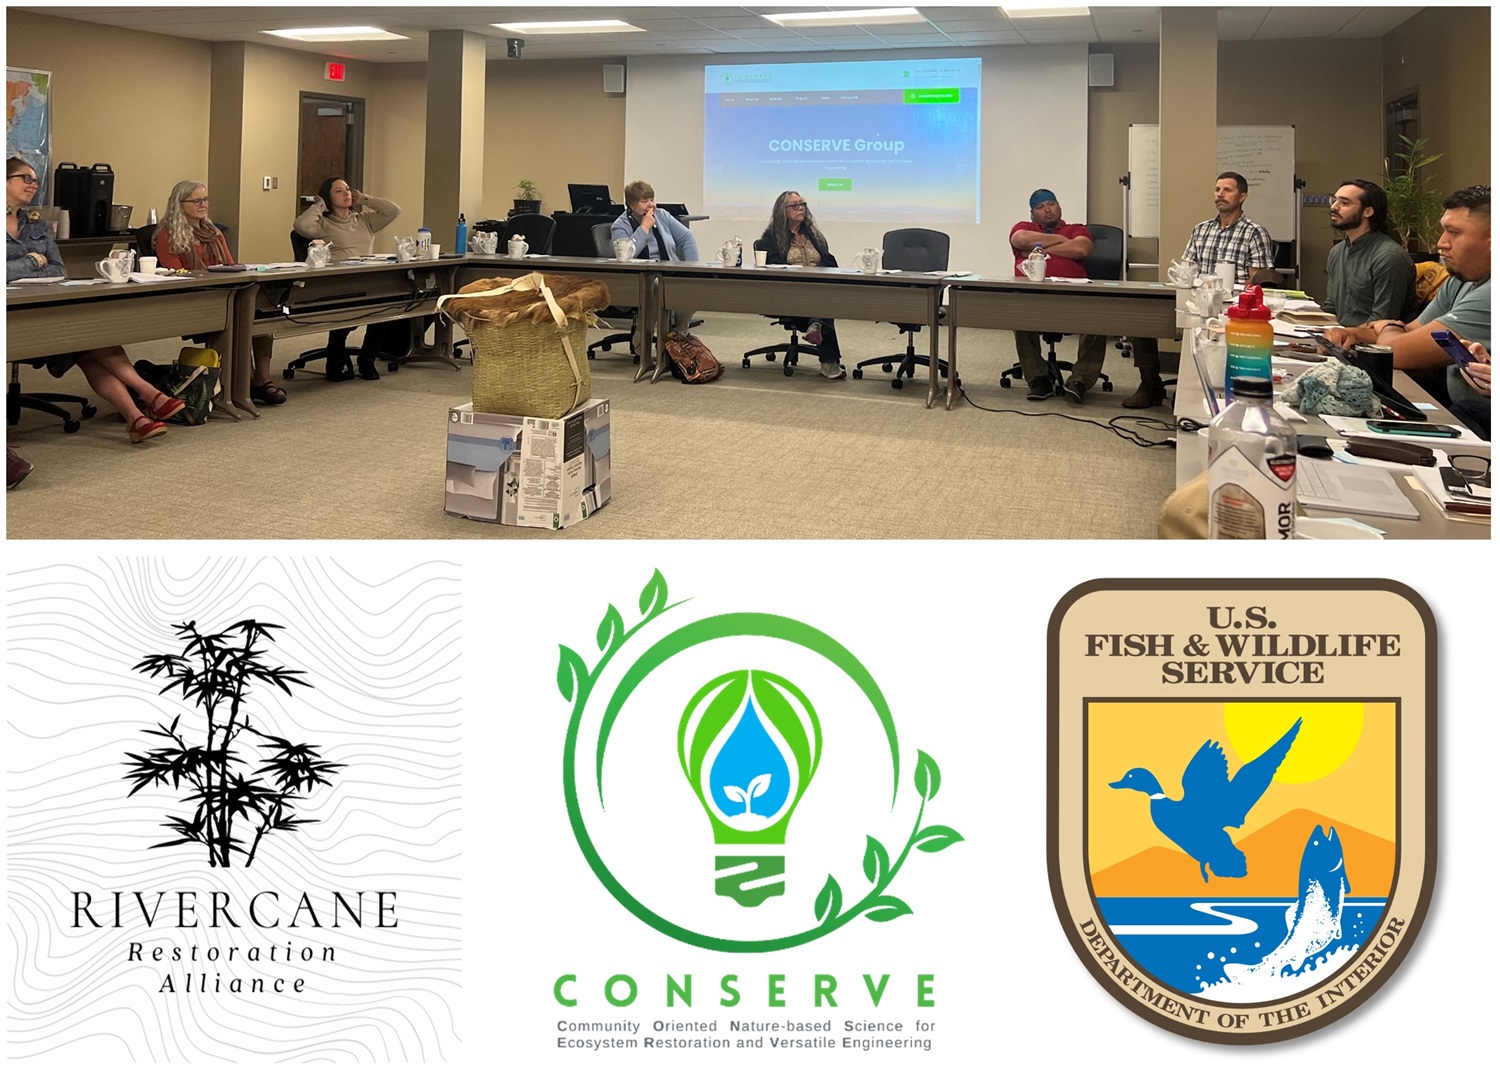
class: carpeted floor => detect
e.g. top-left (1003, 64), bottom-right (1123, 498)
top-left (5, 312), bottom-right (1179, 539)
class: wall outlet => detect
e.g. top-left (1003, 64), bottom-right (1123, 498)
top-left (263, 176), bottom-right (272, 191)
top-left (272, 177), bottom-right (279, 189)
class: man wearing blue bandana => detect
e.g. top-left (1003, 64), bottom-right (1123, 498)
top-left (1009, 189), bottom-right (1105, 403)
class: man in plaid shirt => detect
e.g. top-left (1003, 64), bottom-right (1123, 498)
top-left (1123, 172), bottom-right (1277, 408)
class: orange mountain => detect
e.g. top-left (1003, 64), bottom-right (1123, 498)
top-left (1091, 809), bottom-right (1394, 897)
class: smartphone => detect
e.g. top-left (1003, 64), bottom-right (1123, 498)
top-left (1366, 419), bottom-right (1462, 438)
top-left (1439, 465), bottom-right (1473, 497)
top-left (1431, 330), bottom-right (1478, 369)
top-left (1310, 333), bottom-right (1357, 365)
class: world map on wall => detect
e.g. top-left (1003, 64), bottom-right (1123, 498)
top-left (7, 68), bottom-right (52, 204)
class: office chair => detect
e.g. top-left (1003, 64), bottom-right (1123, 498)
top-left (587, 222), bottom-right (640, 364)
top-left (999, 223), bottom-right (1121, 395)
top-left (8, 360), bottom-right (97, 433)
top-left (739, 240), bottom-right (809, 376)
top-left (280, 230), bottom-right (340, 380)
top-left (504, 213), bottom-right (556, 255)
top-left (852, 228), bottom-right (950, 389)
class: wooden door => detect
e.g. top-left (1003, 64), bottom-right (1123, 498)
top-left (297, 96), bottom-right (364, 217)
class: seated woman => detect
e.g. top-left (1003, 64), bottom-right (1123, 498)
top-left (6, 157), bottom-right (183, 443)
top-left (757, 190), bottom-right (844, 378)
top-left (155, 179), bottom-right (285, 405)
top-left (610, 180), bottom-right (699, 355)
top-left (293, 177), bottom-right (402, 381)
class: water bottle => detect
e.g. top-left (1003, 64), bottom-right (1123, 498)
top-left (1223, 285), bottom-right (1272, 402)
top-left (417, 225), bottom-right (432, 257)
top-left (454, 213), bottom-right (468, 255)
top-left (1207, 376), bottom-right (1297, 540)
top-left (733, 235), bottom-right (743, 267)
top-left (147, 207), bottom-right (157, 225)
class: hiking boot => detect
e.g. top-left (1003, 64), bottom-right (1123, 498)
top-left (1026, 378), bottom-right (1052, 401)
top-left (1064, 379), bottom-right (1086, 405)
top-left (819, 360), bottom-right (846, 380)
top-left (1122, 374), bottom-right (1167, 409)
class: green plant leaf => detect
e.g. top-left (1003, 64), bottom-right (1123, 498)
top-left (638, 569), bottom-right (668, 617)
top-left (862, 895), bottom-right (913, 922)
top-left (556, 645), bottom-right (587, 702)
top-left (596, 604), bottom-right (624, 652)
top-left (814, 874), bottom-right (842, 926)
top-left (913, 825), bottom-right (965, 853)
top-left (861, 835), bottom-right (890, 885)
top-left (914, 749), bottom-right (941, 802)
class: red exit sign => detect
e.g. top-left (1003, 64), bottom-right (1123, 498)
top-left (325, 62), bottom-right (346, 82)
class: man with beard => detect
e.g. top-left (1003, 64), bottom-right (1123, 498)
top-left (1008, 189), bottom-right (1105, 403)
top-left (1322, 179), bottom-right (1420, 326)
top-left (1324, 185), bottom-right (1490, 405)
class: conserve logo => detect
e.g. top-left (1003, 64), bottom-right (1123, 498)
top-left (558, 570), bottom-right (963, 951)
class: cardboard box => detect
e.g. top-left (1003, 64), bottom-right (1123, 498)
top-left (444, 398), bottom-right (611, 529)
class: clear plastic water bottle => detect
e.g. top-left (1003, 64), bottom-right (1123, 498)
top-left (455, 213), bottom-right (468, 255)
top-left (733, 235), bottom-right (743, 267)
top-left (1207, 375), bottom-right (1297, 540)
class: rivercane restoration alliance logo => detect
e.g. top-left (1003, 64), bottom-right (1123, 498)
top-left (1048, 580), bottom-right (1436, 1043)
top-left (558, 570), bottom-right (963, 951)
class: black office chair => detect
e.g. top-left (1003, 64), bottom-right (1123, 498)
top-left (999, 222), bottom-right (1120, 394)
top-left (8, 361), bottom-right (97, 433)
top-left (504, 213), bottom-right (556, 255)
top-left (281, 230), bottom-right (340, 380)
top-left (587, 222), bottom-right (640, 363)
top-left (852, 228), bottom-right (950, 389)
top-left (740, 240), bottom-right (811, 376)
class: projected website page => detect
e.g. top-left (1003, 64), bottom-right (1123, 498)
top-left (703, 58), bottom-right (982, 224)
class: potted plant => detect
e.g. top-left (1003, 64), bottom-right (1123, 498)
top-left (513, 179), bottom-right (542, 216)
top-left (1382, 135), bottom-right (1444, 259)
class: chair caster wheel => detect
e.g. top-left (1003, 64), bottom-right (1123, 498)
top-left (82, 404), bottom-right (98, 419)
top-left (741, 357), bottom-right (751, 368)
top-left (587, 349), bottom-right (597, 360)
top-left (1102, 379), bottom-right (1114, 392)
top-left (63, 418), bottom-right (81, 433)
top-left (388, 362), bottom-right (399, 372)
top-left (892, 378), bottom-right (904, 390)
top-left (999, 376), bottom-right (1012, 388)
top-left (783, 364), bottom-right (795, 376)
top-left (851, 368), bottom-right (863, 379)
top-left (882, 362), bottom-right (893, 373)
top-left (767, 352), bottom-right (777, 364)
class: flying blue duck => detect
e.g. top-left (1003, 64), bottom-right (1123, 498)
top-left (1109, 718), bottom-right (1303, 882)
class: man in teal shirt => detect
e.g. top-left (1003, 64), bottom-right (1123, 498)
top-left (1324, 185), bottom-right (1489, 405)
top-left (1322, 180), bottom-right (1420, 326)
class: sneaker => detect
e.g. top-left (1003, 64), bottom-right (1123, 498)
top-left (804, 322), bottom-right (824, 347)
top-left (819, 360), bottom-right (846, 380)
top-left (127, 416), bottom-right (167, 443)
top-left (7, 447), bottom-right (32, 489)
top-left (1064, 379), bottom-right (1086, 405)
top-left (1026, 378), bottom-right (1052, 401)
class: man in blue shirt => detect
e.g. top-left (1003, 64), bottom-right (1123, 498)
top-left (1324, 185), bottom-right (1490, 406)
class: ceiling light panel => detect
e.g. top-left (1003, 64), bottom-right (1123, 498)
top-left (766, 8), bottom-right (927, 29)
top-left (491, 21), bottom-right (645, 35)
top-left (262, 26), bottom-right (408, 42)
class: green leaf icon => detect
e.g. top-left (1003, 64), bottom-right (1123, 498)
top-left (557, 645), bottom-right (587, 702)
top-left (639, 569), bottom-right (668, 617)
top-left (861, 835), bottom-right (890, 885)
top-left (862, 896), bottom-right (913, 922)
top-left (913, 825), bottom-right (965, 853)
top-left (814, 874), bottom-right (843, 926)
top-left (914, 749), bottom-right (942, 801)
top-left (596, 604), bottom-right (624, 652)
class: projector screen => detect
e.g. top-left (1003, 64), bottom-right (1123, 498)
top-left (702, 58), bottom-right (982, 224)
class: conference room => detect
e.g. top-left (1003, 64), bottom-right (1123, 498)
top-left (5, 4), bottom-right (1490, 539)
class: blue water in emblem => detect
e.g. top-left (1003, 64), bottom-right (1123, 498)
top-left (707, 700), bottom-right (792, 821)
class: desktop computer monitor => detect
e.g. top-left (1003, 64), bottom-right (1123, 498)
top-left (568, 183), bottom-right (614, 213)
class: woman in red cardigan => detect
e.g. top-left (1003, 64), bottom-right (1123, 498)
top-left (155, 179), bottom-right (285, 405)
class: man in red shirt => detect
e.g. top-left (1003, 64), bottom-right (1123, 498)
top-left (1009, 189), bottom-right (1105, 403)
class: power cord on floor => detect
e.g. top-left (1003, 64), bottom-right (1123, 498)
top-left (959, 386), bottom-right (1191, 448)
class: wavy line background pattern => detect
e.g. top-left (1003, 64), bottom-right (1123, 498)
top-left (6, 558), bottom-right (462, 1062)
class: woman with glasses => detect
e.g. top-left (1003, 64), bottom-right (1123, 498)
top-left (294, 177), bottom-right (402, 381)
top-left (756, 191), bottom-right (844, 379)
top-left (6, 157), bottom-right (185, 443)
top-left (156, 179), bottom-right (285, 405)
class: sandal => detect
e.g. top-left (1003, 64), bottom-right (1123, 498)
top-left (148, 391), bottom-right (186, 422)
top-left (128, 416), bottom-right (167, 443)
top-left (250, 381), bottom-right (287, 406)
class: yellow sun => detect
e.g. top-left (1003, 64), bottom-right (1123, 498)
top-left (1222, 702), bottom-right (1364, 783)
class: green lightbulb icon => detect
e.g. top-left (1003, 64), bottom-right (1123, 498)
top-left (678, 669), bottom-right (822, 908)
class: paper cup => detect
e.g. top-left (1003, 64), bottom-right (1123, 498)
top-left (428, 243), bottom-right (441, 260)
top-left (754, 249), bottom-right (768, 267)
top-left (138, 256), bottom-right (158, 274)
top-left (1216, 261), bottom-right (1236, 294)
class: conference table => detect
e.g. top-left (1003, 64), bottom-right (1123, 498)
top-left (943, 275), bottom-right (1178, 410)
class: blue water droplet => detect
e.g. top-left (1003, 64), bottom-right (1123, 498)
top-left (707, 698), bottom-right (792, 820)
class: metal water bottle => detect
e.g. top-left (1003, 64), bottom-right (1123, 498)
top-left (1207, 375), bottom-right (1297, 540)
top-left (455, 213), bottom-right (468, 255)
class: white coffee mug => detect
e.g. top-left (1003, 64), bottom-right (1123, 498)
top-left (138, 256), bottom-right (158, 274)
top-left (856, 247), bottom-right (881, 274)
top-left (508, 238), bottom-right (529, 257)
top-left (612, 238), bottom-right (635, 262)
top-left (95, 257), bottom-right (129, 283)
top-left (1022, 252), bottom-right (1048, 282)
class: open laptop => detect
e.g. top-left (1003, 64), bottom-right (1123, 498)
top-left (1296, 456), bottom-right (1421, 519)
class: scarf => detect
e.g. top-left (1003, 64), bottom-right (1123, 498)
top-left (183, 220), bottom-right (231, 270)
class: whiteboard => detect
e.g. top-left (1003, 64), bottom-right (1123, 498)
top-left (1127, 124), bottom-right (1295, 241)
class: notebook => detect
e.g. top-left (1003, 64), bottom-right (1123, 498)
top-left (1296, 457), bottom-right (1420, 519)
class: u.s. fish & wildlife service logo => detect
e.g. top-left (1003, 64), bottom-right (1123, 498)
top-left (557, 570), bottom-right (963, 951)
top-left (1047, 579), bottom-right (1436, 1043)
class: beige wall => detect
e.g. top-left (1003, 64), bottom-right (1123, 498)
top-left (1087, 44), bottom-right (1159, 273)
top-left (1383, 6), bottom-right (1491, 196)
top-left (6, 9), bottom-right (211, 224)
top-left (369, 64), bottom-right (428, 240)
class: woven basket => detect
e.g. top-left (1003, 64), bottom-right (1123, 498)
top-left (438, 273), bottom-right (608, 418)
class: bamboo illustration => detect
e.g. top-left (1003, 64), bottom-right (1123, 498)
top-left (124, 619), bottom-right (342, 868)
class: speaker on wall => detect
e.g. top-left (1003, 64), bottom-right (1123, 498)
top-left (1088, 53), bottom-right (1115, 88)
top-left (603, 64), bottom-right (625, 94)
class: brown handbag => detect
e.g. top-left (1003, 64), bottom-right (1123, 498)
top-left (663, 331), bottom-right (724, 384)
